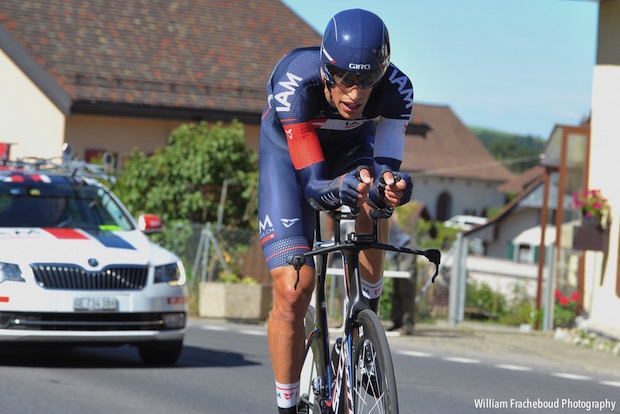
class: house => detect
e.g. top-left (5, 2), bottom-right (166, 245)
top-left (575, 0), bottom-right (620, 336)
top-left (0, 0), bottom-right (321, 163)
top-left (465, 162), bottom-right (582, 262)
top-left (401, 104), bottom-right (515, 222)
top-left (467, 166), bottom-right (545, 260)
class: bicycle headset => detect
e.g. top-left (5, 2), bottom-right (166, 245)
top-left (320, 9), bottom-right (391, 90)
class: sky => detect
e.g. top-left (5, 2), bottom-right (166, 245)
top-left (280, 0), bottom-right (599, 139)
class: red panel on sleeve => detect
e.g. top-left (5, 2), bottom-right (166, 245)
top-left (284, 121), bottom-right (325, 170)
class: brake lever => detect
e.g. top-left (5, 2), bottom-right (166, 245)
top-left (287, 255), bottom-right (305, 290)
top-left (423, 249), bottom-right (441, 283)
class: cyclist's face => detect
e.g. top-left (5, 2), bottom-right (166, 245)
top-left (324, 81), bottom-right (373, 120)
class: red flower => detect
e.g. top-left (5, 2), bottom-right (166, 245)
top-left (559, 296), bottom-right (569, 306)
top-left (554, 289), bottom-right (562, 299)
top-left (572, 188), bottom-right (608, 218)
top-left (570, 292), bottom-right (579, 302)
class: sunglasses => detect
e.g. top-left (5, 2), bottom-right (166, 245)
top-left (325, 64), bottom-right (384, 89)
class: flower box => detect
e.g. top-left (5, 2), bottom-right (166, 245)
top-left (572, 225), bottom-right (609, 252)
top-left (198, 282), bottom-right (272, 321)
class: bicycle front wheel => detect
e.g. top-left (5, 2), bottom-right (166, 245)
top-left (352, 309), bottom-right (399, 414)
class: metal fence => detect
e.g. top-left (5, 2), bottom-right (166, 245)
top-left (159, 220), bottom-right (446, 321)
top-left (160, 221), bottom-right (270, 289)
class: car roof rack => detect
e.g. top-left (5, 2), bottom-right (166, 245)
top-left (0, 144), bottom-right (116, 183)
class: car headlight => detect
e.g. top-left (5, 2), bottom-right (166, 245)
top-left (0, 263), bottom-right (25, 283)
top-left (154, 261), bottom-right (186, 286)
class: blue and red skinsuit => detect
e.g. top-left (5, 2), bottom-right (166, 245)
top-left (258, 47), bottom-right (413, 270)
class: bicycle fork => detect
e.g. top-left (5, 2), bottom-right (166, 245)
top-left (302, 246), bottom-right (336, 412)
top-left (308, 253), bottom-right (365, 413)
top-left (304, 310), bottom-right (355, 414)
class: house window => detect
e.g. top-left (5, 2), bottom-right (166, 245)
top-left (517, 244), bottom-right (531, 263)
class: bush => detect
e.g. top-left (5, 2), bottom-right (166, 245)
top-left (499, 284), bottom-right (536, 326)
top-left (466, 281), bottom-right (507, 319)
top-left (112, 120), bottom-right (258, 229)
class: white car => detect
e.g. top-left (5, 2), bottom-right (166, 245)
top-left (444, 215), bottom-right (488, 231)
top-left (0, 166), bottom-right (188, 364)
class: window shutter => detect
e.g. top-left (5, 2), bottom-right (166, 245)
top-left (507, 242), bottom-right (514, 261)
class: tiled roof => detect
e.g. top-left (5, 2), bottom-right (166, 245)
top-left (497, 165), bottom-right (545, 194)
top-left (0, 0), bottom-right (321, 119)
top-left (402, 104), bottom-right (515, 182)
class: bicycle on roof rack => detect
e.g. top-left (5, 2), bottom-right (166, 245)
top-left (0, 143), bottom-right (116, 183)
top-left (288, 207), bottom-right (440, 414)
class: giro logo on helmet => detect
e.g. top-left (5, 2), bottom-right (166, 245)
top-left (349, 63), bottom-right (372, 70)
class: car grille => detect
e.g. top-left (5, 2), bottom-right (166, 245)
top-left (0, 312), bottom-right (186, 331)
top-left (31, 264), bottom-right (148, 290)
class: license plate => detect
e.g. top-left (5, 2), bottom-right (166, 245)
top-left (73, 297), bottom-right (119, 311)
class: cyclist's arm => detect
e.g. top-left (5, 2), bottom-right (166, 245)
top-left (369, 64), bottom-right (414, 208)
top-left (369, 117), bottom-right (413, 207)
top-left (284, 120), bottom-right (349, 210)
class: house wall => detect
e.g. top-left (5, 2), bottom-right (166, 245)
top-left (587, 64), bottom-right (620, 335)
top-left (483, 208), bottom-right (541, 259)
top-left (0, 49), bottom-right (65, 160)
top-left (65, 115), bottom-right (261, 167)
top-left (413, 175), bottom-right (506, 221)
top-left (583, 0), bottom-right (620, 337)
top-left (65, 115), bottom-right (188, 164)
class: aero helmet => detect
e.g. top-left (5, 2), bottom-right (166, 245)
top-left (320, 9), bottom-right (390, 89)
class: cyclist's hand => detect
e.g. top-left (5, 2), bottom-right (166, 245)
top-left (368, 170), bottom-right (413, 208)
top-left (383, 171), bottom-right (413, 207)
top-left (339, 166), bottom-right (371, 208)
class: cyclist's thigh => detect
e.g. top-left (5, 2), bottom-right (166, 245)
top-left (258, 121), bottom-right (315, 270)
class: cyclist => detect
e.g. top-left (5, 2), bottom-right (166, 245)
top-left (258, 9), bottom-right (414, 413)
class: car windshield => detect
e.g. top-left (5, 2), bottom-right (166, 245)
top-left (0, 180), bottom-right (134, 230)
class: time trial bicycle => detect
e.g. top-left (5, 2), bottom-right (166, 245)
top-left (288, 207), bottom-right (440, 414)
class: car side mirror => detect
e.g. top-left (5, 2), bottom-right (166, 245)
top-left (138, 214), bottom-right (163, 234)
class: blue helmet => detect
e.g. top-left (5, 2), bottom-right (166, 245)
top-left (320, 9), bottom-right (390, 89)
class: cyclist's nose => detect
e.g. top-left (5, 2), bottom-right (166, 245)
top-left (346, 86), bottom-right (360, 100)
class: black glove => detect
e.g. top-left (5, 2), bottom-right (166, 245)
top-left (339, 165), bottom-right (367, 208)
top-left (368, 171), bottom-right (413, 208)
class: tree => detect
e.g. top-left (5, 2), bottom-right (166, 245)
top-left (113, 120), bottom-right (258, 229)
top-left (470, 127), bottom-right (545, 174)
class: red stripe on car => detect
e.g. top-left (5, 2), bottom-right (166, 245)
top-left (43, 228), bottom-right (89, 240)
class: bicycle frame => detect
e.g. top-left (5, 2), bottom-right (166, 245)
top-left (292, 208), bottom-right (441, 413)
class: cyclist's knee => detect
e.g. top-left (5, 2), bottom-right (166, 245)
top-left (271, 266), bottom-right (314, 323)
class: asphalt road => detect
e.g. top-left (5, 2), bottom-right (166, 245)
top-left (0, 319), bottom-right (618, 414)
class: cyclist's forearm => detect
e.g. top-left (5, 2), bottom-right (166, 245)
top-left (373, 157), bottom-right (401, 180)
top-left (297, 162), bottom-right (342, 210)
